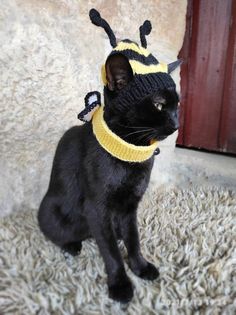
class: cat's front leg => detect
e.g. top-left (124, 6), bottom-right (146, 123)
top-left (86, 205), bottom-right (133, 303)
top-left (120, 211), bottom-right (159, 280)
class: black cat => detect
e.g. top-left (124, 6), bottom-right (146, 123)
top-left (38, 52), bottom-right (179, 303)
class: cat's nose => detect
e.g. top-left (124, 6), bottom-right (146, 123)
top-left (172, 120), bottom-right (179, 130)
top-left (169, 111), bottom-right (179, 131)
top-left (168, 126), bottom-right (178, 134)
top-left (167, 121), bottom-right (179, 134)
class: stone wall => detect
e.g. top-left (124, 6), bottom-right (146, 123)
top-left (0, 0), bottom-right (187, 216)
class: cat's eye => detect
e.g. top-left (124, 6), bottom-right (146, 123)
top-left (154, 103), bottom-right (163, 111)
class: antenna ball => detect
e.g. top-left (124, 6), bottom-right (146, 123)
top-left (143, 20), bottom-right (152, 35)
top-left (89, 8), bottom-right (102, 25)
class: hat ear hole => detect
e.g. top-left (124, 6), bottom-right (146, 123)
top-left (105, 54), bottom-right (133, 91)
top-left (107, 80), bottom-right (115, 91)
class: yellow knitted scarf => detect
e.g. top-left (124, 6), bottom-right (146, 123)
top-left (92, 106), bottom-right (158, 162)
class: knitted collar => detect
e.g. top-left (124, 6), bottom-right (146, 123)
top-left (92, 106), bottom-right (158, 162)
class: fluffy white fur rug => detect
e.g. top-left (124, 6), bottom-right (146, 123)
top-left (0, 187), bottom-right (235, 314)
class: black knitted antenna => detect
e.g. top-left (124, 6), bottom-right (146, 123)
top-left (89, 8), bottom-right (117, 48)
top-left (139, 20), bottom-right (152, 48)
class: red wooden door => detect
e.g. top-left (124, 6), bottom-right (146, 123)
top-left (177, 0), bottom-right (236, 154)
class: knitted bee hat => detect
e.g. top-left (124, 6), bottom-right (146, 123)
top-left (78, 9), bottom-right (181, 162)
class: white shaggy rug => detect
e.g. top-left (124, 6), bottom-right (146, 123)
top-left (0, 187), bottom-right (235, 315)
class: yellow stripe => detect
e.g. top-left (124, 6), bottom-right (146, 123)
top-left (101, 60), bottom-right (168, 85)
top-left (92, 106), bottom-right (158, 162)
top-left (113, 41), bottom-right (150, 57)
top-left (129, 60), bottom-right (168, 75)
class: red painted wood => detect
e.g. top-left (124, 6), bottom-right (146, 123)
top-left (178, 0), bottom-right (236, 154)
top-left (185, 0), bottom-right (232, 150)
top-left (219, 0), bottom-right (236, 153)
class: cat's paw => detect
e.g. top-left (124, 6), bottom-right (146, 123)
top-left (62, 241), bottom-right (82, 256)
top-left (133, 262), bottom-right (159, 280)
top-left (108, 278), bottom-right (133, 303)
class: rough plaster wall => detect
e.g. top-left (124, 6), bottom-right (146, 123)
top-left (0, 0), bottom-right (187, 216)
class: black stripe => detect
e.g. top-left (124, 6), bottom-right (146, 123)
top-left (122, 39), bottom-right (139, 46)
top-left (109, 49), bottom-right (159, 66)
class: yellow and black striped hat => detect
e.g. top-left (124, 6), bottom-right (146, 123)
top-left (89, 8), bottom-right (181, 100)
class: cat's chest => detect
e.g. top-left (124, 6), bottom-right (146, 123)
top-left (106, 159), bottom-right (153, 207)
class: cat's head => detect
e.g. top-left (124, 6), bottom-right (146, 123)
top-left (88, 8), bottom-right (181, 146)
top-left (103, 53), bottom-right (179, 145)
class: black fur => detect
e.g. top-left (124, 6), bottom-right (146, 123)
top-left (38, 54), bottom-right (179, 303)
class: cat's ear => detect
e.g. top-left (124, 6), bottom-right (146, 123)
top-left (105, 54), bottom-right (133, 91)
top-left (167, 59), bottom-right (183, 74)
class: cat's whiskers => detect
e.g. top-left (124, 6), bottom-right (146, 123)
top-left (117, 123), bottom-right (153, 130)
top-left (136, 131), bottom-right (156, 145)
top-left (123, 128), bottom-right (155, 139)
